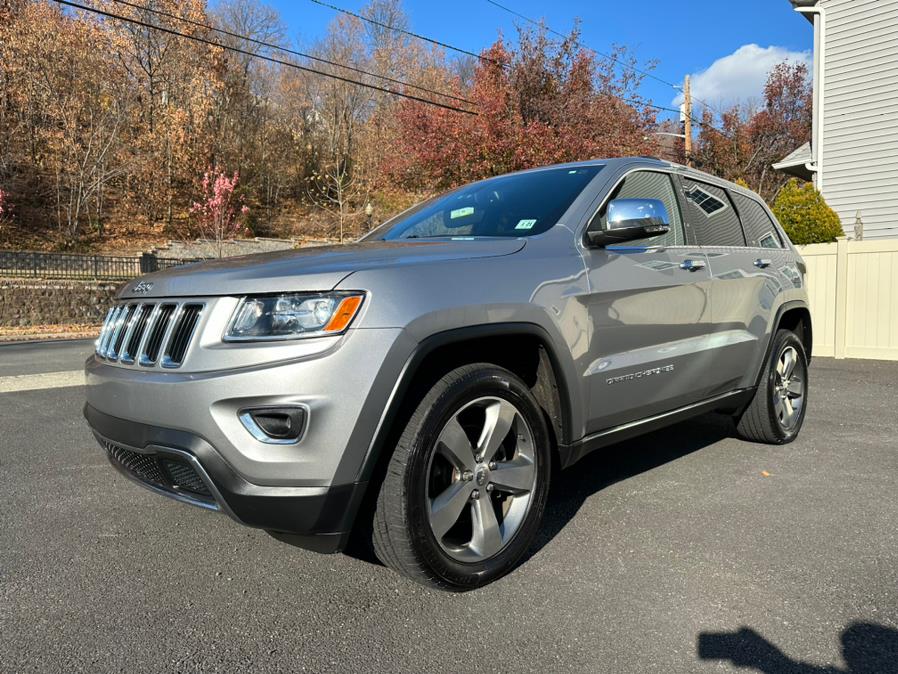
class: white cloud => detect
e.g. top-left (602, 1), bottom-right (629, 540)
top-left (672, 44), bottom-right (811, 111)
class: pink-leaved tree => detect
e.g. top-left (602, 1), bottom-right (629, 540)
top-left (189, 168), bottom-right (250, 257)
top-left (0, 188), bottom-right (12, 230)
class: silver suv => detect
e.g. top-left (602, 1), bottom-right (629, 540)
top-left (85, 158), bottom-right (811, 590)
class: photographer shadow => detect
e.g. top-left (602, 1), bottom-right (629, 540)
top-left (698, 623), bottom-right (898, 674)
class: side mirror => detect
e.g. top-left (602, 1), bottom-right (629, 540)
top-left (586, 198), bottom-right (671, 247)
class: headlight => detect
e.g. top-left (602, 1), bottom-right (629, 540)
top-left (225, 292), bottom-right (365, 341)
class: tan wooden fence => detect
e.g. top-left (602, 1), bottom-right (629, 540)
top-left (797, 238), bottom-right (898, 360)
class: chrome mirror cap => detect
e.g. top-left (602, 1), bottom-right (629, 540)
top-left (607, 198), bottom-right (671, 230)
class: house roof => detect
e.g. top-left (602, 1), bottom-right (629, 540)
top-left (789, 0), bottom-right (818, 22)
top-left (773, 141), bottom-right (815, 181)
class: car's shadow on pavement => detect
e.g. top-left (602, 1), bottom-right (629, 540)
top-left (338, 414), bottom-right (735, 568)
top-left (525, 413), bottom-right (733, 560)
top-left (697, 622), bottom-right (898, 673)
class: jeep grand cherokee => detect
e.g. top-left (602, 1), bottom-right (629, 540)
top-left (85, 158), bottom-right (811, 590)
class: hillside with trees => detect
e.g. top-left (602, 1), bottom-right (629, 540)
top-left (0, 0), bottom-right (814, 252)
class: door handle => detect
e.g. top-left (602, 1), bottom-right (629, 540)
top-left (680, 259), bottom-right (706, 272)
top-left (754, 258), bottom-right (772, 268)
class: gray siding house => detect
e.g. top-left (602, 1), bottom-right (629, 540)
top-left (775, 0), bottom-right (898, 239)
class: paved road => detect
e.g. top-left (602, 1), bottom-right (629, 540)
top-left (0, 339), bottom-right (93, 376)
top-left (1, 343), bottom-right (896, 673)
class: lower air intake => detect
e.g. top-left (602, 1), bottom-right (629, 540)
top-left (101, 439), bottom-right (214, 501)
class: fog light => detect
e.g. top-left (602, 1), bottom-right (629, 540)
top-left (239, 406), bottom-right (306, 444)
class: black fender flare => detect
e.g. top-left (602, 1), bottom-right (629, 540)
top-left (332, 322), bottom-right (578, 539)
top-left (752, 299), bottom-right (812, 390)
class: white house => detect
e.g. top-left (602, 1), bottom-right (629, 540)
top-left (774, 0), bottom-right (898, 239)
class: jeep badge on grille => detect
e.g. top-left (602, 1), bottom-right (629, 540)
top-left (132, 281), bottom-right (154, 294)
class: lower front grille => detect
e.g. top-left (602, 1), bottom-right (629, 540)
top-left (100, 438), bottom-right (215, 502)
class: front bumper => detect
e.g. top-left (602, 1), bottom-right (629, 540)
top-left (84, 325), bottom-right (406, 486)
top-left (85, 404), bottom-right (366, 553)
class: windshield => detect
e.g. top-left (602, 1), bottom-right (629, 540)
top-left (374, 166), bottom-right (603, 240)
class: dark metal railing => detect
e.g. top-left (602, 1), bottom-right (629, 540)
top-left (0, 250), bottom-right (203, 280)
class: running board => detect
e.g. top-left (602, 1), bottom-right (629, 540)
top-left (558, 388), bottom-right (754, 468)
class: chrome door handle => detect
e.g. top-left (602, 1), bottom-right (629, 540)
top-left (754, 258), bottom-right (772, 268)
top-left (680, 259), bottom-right (706, 272)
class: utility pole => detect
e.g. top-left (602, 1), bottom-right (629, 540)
top-left (683, 75), bottom-right (693, 167)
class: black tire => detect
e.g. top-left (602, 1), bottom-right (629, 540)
top-left (736, 328), bottom-right (809, 444)
top-left (372, 364), bottom-right (552, 591)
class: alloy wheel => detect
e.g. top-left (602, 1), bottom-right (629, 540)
top-left (425, 396), bottom-right (538, 563)
top-left (773, 345), bottom-right (805, 431)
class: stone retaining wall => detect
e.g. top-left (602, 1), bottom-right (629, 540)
top-left (151, 237), bottom-right (296, 259)
top-left (0, 278), bottom-right (121, 327)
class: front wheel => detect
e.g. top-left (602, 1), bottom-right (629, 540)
top-left (735, 328), bottom-right (809, 444)
top-left (372, 364), bottom-right (552, 590)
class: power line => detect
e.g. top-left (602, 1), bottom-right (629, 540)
top-left (109, 0), bottom-right (475, 107)
top-left (309, 0), bottom-right (729, 135)
top-left (615, 96), bottom-right (728, 136)
top-left (484, 0), bottom-right (678, 88)
top-left (50, 0), bottom-right (729, 140)
top-left (484, 0), bottom-right (726, 117)
top-left (308, 0), bottom-right (501, 66)
top-left (484, 0), bottom-right (732, 137)
top-left (50, 0), bottom-right (478, 115)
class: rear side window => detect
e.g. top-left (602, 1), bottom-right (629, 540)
top-left (597, 170), bottom-right (685, 247)
top-left (680, 178), bottom-right (746, 247)
top-left (731, 193), bottom-right (784, 248)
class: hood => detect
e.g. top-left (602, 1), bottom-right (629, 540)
top-left (119, 239), bottom-right (526, 298)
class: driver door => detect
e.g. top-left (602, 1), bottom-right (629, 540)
top-left (579, 170), bottom-right (716, 434)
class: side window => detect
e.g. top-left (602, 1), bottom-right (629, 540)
top-left (680, 178), bottom-right (746, 247)
top-left (731, 192), bottom-right (784, 248)
top-left (596, 171), bottom-right (685, 247)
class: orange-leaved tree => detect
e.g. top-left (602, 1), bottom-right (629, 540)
top-left (382, 25), bottom-right (658, 190)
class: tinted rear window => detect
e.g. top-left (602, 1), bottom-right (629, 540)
top-left (680, 178), bottom-right (746, 247)
top-left (732, 192), bottom-right (784, 248)
top-left (378, 166), bottom-right (602, 240)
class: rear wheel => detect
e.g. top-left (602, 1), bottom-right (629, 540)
top-left (735, 328), bottom-right (808, 443)
top-left (372, 364), bottom-right (551, 590)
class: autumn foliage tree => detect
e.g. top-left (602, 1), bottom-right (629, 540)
top-left (383, 26), bottom-right (658, 189)
top-left (0, 0), bottom-right (711, 250)
top-left (189, 168), bottom-right (250, 257)
top-left (1, 1), bottom-right (131, 243)
top-left (0, 187), bottom-right (12, 232)
top-left (693, 62), bottom-right (813, 203)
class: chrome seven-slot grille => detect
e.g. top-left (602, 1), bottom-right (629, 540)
top-left (96, 301), bottom-right (204, 368)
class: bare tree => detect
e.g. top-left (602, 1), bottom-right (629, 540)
top-left (306, 161), bottom-right (370, 243)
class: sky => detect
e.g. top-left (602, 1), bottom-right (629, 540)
top-left (265, 0), bottom-right (813, 123)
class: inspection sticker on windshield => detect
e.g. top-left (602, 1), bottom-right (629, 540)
top-left (450, 206), bottom-right (474, 219)
top-left (515, 219), bottom-right (537, 230)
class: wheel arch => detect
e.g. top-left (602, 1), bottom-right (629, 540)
top-left (778, 305), bottom-right (813, 362)
top-left (753, 300), bottom-right (813, 390)
top-left (342, 323), bottom-right (575, 550)
top-left (369, 323), bottom-right (574, 467)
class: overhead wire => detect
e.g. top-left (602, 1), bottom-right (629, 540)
top-left (108, 0), bottom-right (475, 106)
top-left (484, 0), bottom-right (727, 119)
top-left (50, 0), bottom-right (479, 115)
top-left (307, 0), bottom-right (501, 66)
top-left (53, 0), bottom-right (731, 140)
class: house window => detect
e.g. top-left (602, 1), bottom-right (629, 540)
top-left (685, 185), bottom-right (728, 216)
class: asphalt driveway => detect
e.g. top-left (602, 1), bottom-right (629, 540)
top-left (1, 341), bottom-right (896, 672)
